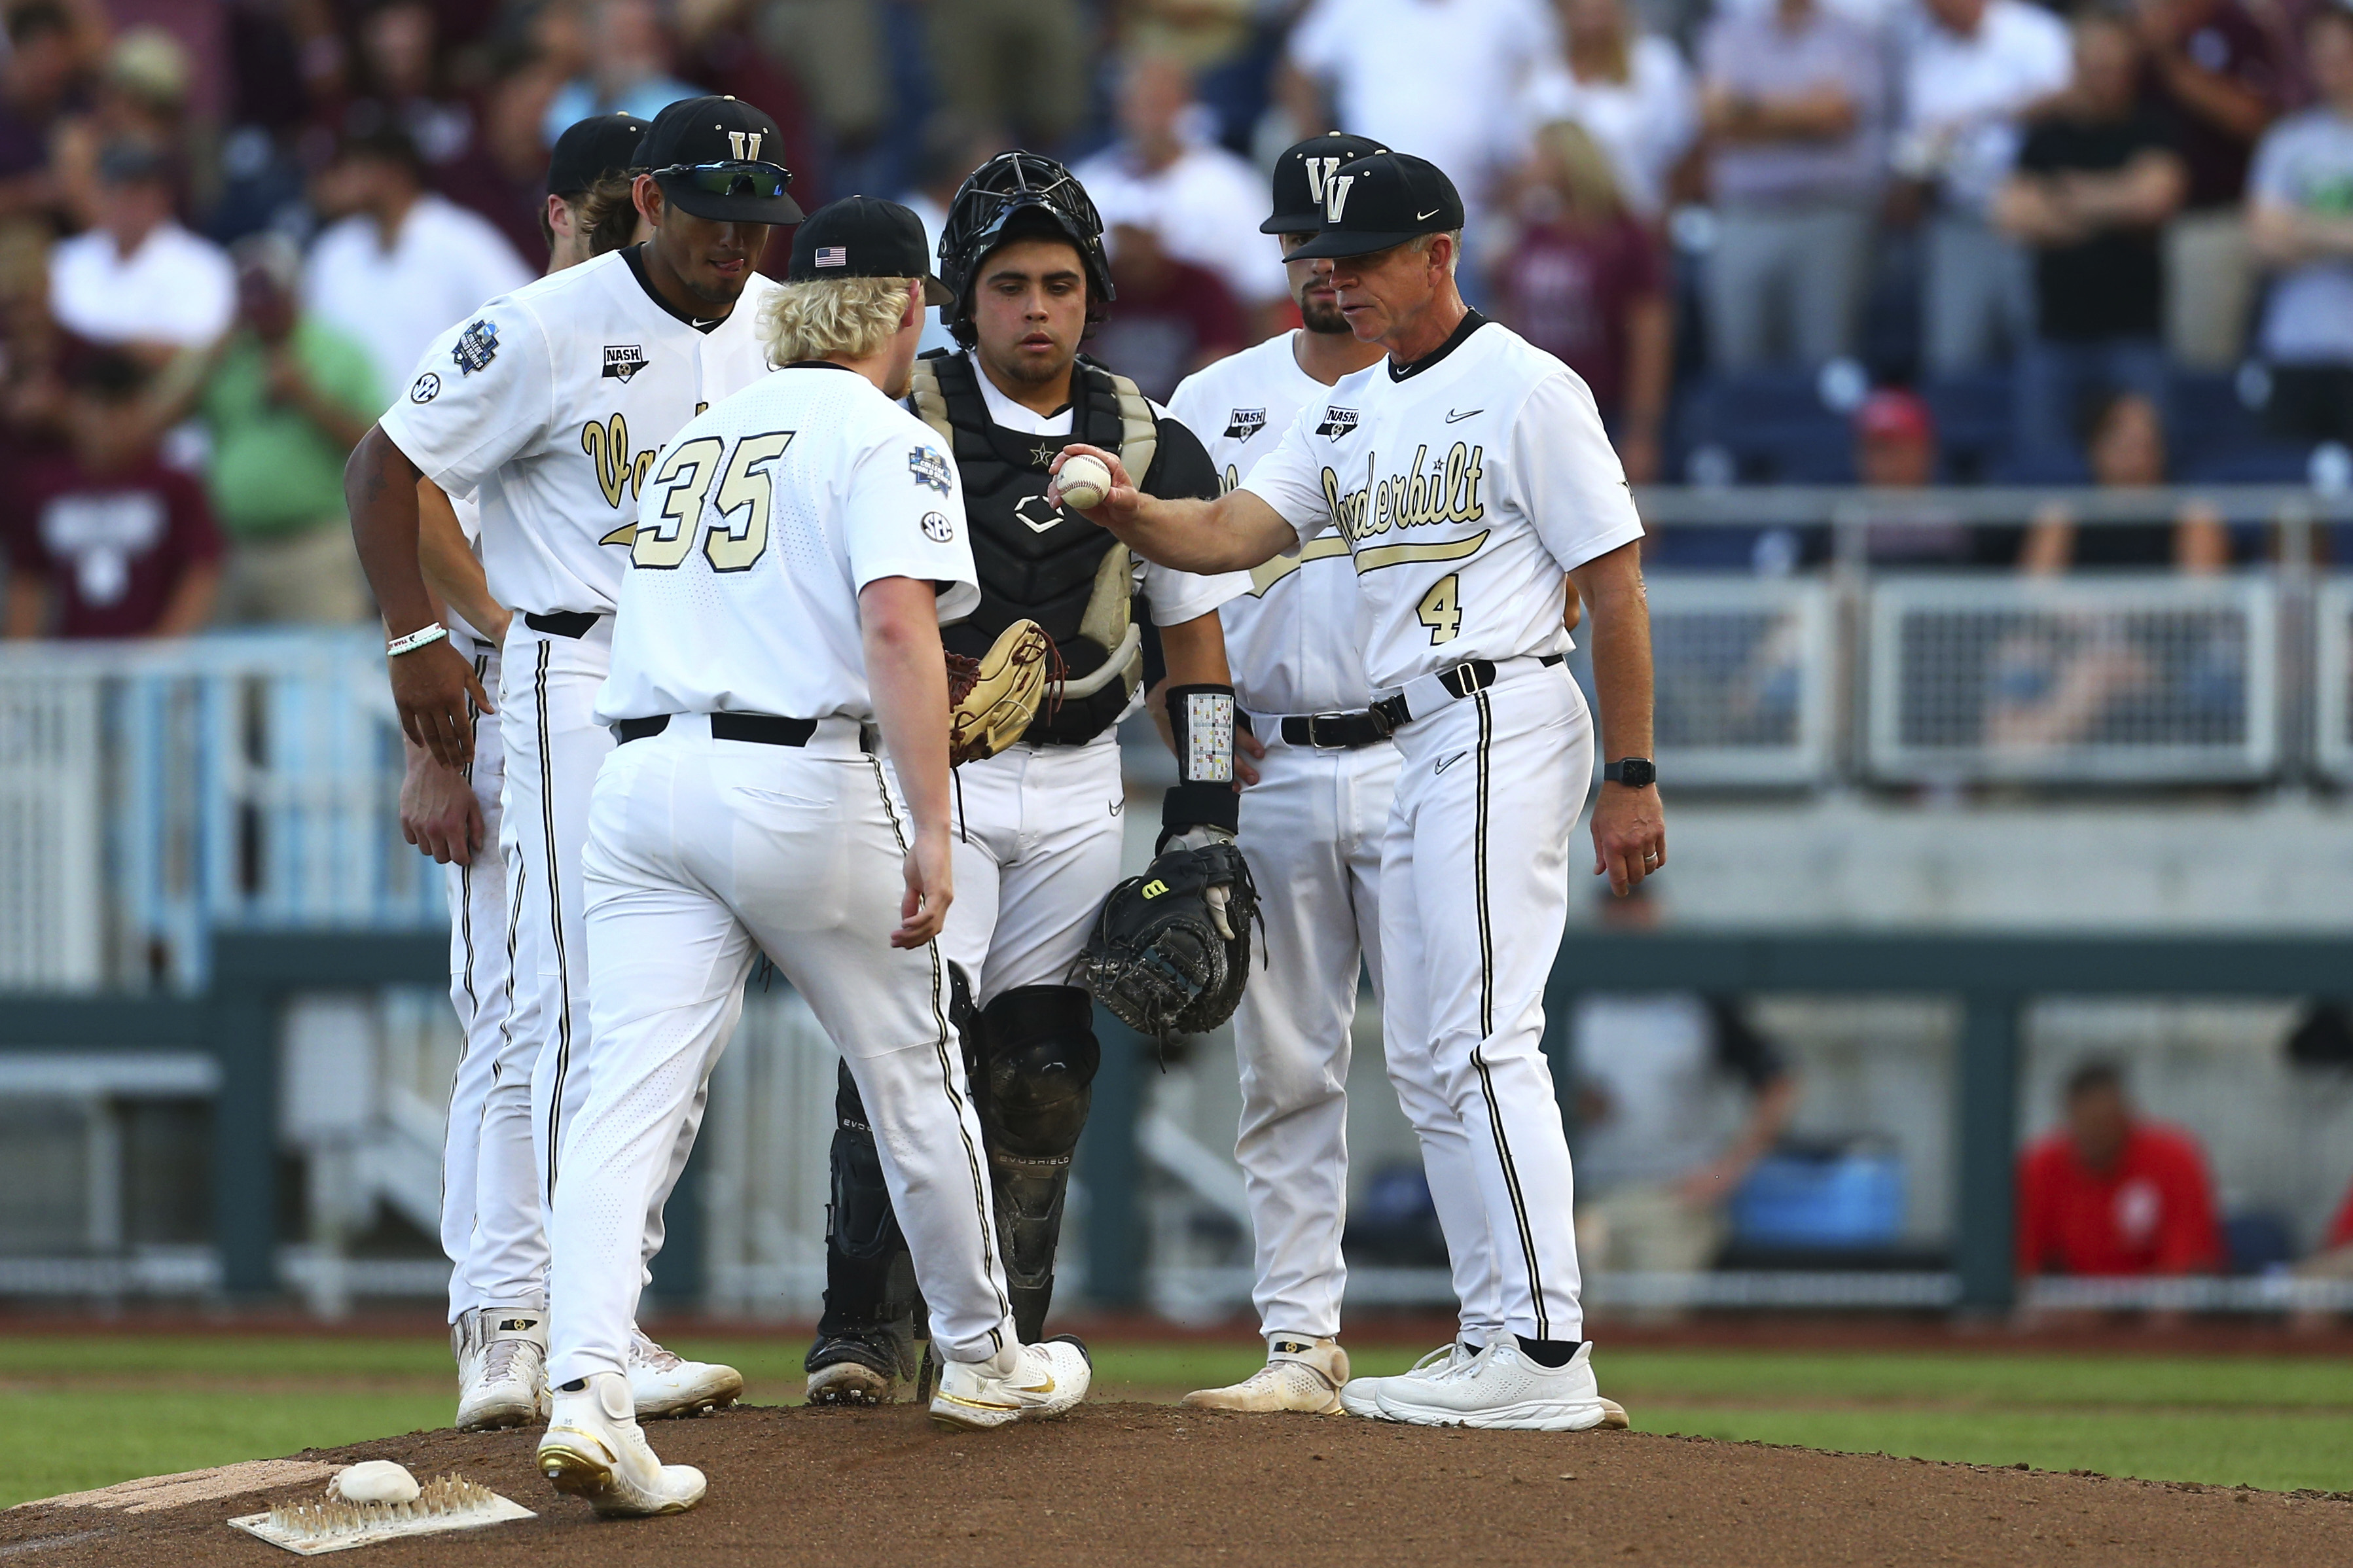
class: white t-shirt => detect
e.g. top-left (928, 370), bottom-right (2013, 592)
top-left (1517, 36), bottom-right (1698, 219)
top-left (305, 193), bottom-right (535, 410)
top-left (2250, 107), bottom-right (2353, 365)
top-left (48, 223), bottom-right (234, 349)
top-left (1170, 331), bottom-right (1373, 716)
top-left (1239, 318), bottom-right (1643, 694)
top-left (1288, 0), bottom-right (1560, 219)
top-left (598, 364), bottom-right (979, 725)
top-left (1895, 0), bottom-right (2073, 215)
top-left (960, 357), bottom-right (1249, 629)
top-left (378, 249), bottom-right (783, 619)
top-left (1075, 141), bottom-right (1289, 307)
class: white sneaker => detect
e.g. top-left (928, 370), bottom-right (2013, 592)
top-left (627, 1325), bottom-right (744, 1419)
top-left (1374, 1340), bottom-right (1632, 1431)
top-left (1183, 1336), bottom-right (1350, 1414)
top-left (453, 1306), bottom-right (548, 1432)
top-left (1336, 1339), bottom-right (1481, 1419)
top-left (538, 1371), bottom-right (708, 1517)
top-left (928, 1338), bottom-right (1092, 1431)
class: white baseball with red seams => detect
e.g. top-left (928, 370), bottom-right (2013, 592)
top-left (1055, 452), bottom-right (1112, 512)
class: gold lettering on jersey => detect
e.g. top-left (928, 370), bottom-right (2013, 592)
top-left (1248, 536), bottom-right (1352, 596)
top-left (1353, 531), bottom-right (1488, 575)
top-left (581, 414), bottom-right (660, 516)
top-left (1319, 442), bottom-right (1485, 554)
top-left (1219, 462), bottom-right (1240, 495)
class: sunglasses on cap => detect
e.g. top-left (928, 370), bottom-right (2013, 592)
top-left (655, 160), bottom-right (793, 200)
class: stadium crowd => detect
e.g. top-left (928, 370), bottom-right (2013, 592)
top-left (0, 0), bottom-right (2348, 635)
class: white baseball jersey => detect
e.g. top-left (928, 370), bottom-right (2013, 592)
top-left (1170, 332), bottom-right (1373, 716)
top-left (599, 364), bottom-right (980, 724)
top-left (378, 249), bottom-right (783, 619)
top-left (1238, 317), bottom-right (1644, 692)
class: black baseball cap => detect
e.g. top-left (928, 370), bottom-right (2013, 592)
top-left (789, 196), bottom-right (953, 304)
top-left (1285, 151), bottom-right (1465, 260)
top-left (547, 112), bottom-right (649, 196)
top-left (641, 96), bottom-right (804, 224)
top-left (1261, 131), bottom-right (1389, 235)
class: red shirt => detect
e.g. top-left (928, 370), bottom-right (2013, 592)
top-left (2016, 1121), bottom-right (2222, 1276)
top-left (2326, 1181), bottom-right (2353, 1251)
top-left (1491, 213), bottom-right (1664, 421)
top-left (3, 451), bottom-right (224, 638)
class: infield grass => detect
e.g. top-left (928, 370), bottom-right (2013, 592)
top-left (3, 1336), bottom-right (2348, 1507)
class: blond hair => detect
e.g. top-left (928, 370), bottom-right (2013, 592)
top-left (759, 275), bottom-right (918, 366)
top-left (1536, 119), bottom-right (1625, 221)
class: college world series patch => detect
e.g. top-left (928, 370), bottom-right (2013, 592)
top-left (908, 446), bottom-right (952, 495)
top-left (452, 319), bottom-right (500, 376)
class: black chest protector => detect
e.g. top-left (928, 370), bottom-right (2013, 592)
top-left (910, 351), bottom-right (1159, 747)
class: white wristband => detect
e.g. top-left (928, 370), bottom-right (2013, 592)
top-left (386, 622), bottom-right (450, 658)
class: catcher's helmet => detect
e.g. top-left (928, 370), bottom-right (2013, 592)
top-left (938, 151), bottom-right (1114, 347)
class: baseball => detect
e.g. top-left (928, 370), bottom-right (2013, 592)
top-left (332, 1461), bottom-right (420, 1505)
top-left (1058, 453), bottom-right (1112, 512)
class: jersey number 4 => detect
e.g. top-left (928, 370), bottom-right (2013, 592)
top-left (632, 430), bottom-right (797, 573)
top-left (1416, 574), bottom-right (1462, 646)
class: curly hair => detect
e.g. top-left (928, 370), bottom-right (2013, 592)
top-left (759, 276), bottom-right (917, 367)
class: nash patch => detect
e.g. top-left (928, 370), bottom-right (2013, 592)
top-left (1315, 406), bottom-right (1359, 440)
top-left (908, 445), bottom-right (952, 495)
top-left (452, 318), bottom-right (499, 376)
top-left (1224, 407), bottom-right (1266, 441)
top-left (602, 344), bottom-right (647, 382)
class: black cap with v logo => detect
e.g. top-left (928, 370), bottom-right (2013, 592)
top-left (1261, 131), bottom-right (1390, 236)
top-left (642, 95), bottom-right (804, 224)
top-left (1284, 151), bottom-right (1464, 260)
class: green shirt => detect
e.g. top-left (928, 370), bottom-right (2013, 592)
top-left (198, 319), bottom-right (382, 539)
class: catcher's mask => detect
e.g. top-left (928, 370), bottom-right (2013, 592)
top-left (938, 151), bottom-right (1114, 348)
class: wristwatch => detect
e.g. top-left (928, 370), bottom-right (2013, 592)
top-left (1604, 757), bottom-right (1656, 788)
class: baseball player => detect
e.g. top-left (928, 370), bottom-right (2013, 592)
top-left (804, 152), bottom-right (1248, 1403)
top-left (538, 198), bottom-right (1090, 1518)
top-left (352, 96), bottom-right (795, 1429)
top-left (1056, 150), bottom-right (1663, 1431)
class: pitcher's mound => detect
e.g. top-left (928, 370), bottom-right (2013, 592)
top-left (5, 1402), bottom-right (2348, 1567)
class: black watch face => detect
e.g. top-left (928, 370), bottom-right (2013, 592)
top-left (1614, 758), bottom-right (1655, 788)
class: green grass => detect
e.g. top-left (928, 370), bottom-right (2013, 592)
top-left (3, 1336), bottom-right (2349, 1507)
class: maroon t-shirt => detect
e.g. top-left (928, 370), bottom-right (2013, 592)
top-left (4, 452), bottom-right (224, 637)
top-left (1492, 213), bottom-right (1664, 420)
top-left (1092, 257), bottom-right (1248, 404)
top-left (2140, 0), bottom-right (2284, 209)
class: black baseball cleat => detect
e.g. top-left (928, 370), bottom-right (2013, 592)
top-left (804, 1326), bottom-right (915, 1406)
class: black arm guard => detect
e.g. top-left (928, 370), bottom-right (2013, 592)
top-left (1073, 842), bottom-right (1260, 1042)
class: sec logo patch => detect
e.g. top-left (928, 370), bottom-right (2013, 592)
top-left (409, 372), bottom-right (441, 403)
top-left (921, 511), bottom-right (954, 543)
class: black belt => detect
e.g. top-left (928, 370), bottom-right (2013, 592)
top-left (1280, 711), bottom-right (1392, 749)
top-left (615, 712), bottom-right (874, 751)
top-left (1367, 652), bottom-right (1566, 733)
top-left (525, 610), bottom-right (603, 639)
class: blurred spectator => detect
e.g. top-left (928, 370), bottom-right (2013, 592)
top-left (1490, 119), bottom-right (1671, 480)
top-left (1894, 0), bottom-right (2073, 376)
top-left (2020, 390), bottom-right (2230, 571)
top-left (1697, 0), bottom-right (1886, 370)
top-left (2017, 1058), bottom-right (2221, 1283)
top-left (344, 1), bottom-right (537, 260)
top-left (924, 0), bottom-right (1090, 149)
top-left (756, 0), bottom-right (886, 169)
top-left (1282, 0), bottom-right (1559, 236)
top-left (302, 124), bottom-right (531, 410)
top-left (1850, 388), bottom-right (2024, 563)
top-left (0, 1), bottom-right (93, 224)
top-left (539, 0), bottom-right (706, 148)
top-left (2291, 1175), bottom-right (2353, 1328)
top-left (2246, 5), bottom-right (2353, 449)
top-left (898, 113), bottom-right (1013, 356)
top-left (1519, 0), bottom-right (1697, 220)
top-left (1075, 54), bottom-right (1287, 334)
top-left (134, 236), bottom-right (380, 625)
top-left (2134, 0), bottom-right (2282, 370)
top-left (1087, 223), bottom-right (1247, 402)
top-left (47, 140), bottom-right (234, 366)
top-left (52, 25), bottom-right (196, 232)
top-left (1996, 10), bottom-right (2185, 470)
top-left (1, 349), bottom-right (223, 640)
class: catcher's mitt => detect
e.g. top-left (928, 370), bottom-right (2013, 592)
top-left (1073, 842), bottom-right (1260, 1042)
top-left (947, 618), bottom-right (1054, 766)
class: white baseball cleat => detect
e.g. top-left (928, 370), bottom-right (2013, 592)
top-left (928, 1337), bottom-right (1092, 1431)
top-left (1183, 1336), bottom-right (1350, 1414)
top-left (1337, 1338), bottom-right (1482, 1419)
top-left (453, 1306), bottom-right (549, 1432)
top-left (539, 1371), bottom-right (708, 1517)
top-left (626, 1325), bottom-right (744, 1419)
top-left (1374, 1339), bottom-right (1632, 1431)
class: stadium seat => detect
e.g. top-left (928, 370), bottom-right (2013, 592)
top-left (1921, 370), bottom-right (2013, 484)
top-left (2168, 371), bottom-right (2280, 478)
top-left (1676, 370), bottom-right (1858, 485)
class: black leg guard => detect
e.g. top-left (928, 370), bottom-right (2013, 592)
top-left (976, 984), bottom-right (1098, 1342)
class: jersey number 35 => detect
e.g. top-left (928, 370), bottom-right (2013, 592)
top-left (632, 431), bottom-right (797, 574)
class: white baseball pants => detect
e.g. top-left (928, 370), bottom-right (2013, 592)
top-left (942, 736), bottom-right (1127, 1004)
top-left (1381, 661), bottom-right (1592, 1344)
top-left (1229, 730), bottom-right (1397, 1344)
top-left (547, 717), bottom-right (1015, 1385)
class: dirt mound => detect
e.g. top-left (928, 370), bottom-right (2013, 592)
top-left (5, 1402), bottom-right (2347, 1567)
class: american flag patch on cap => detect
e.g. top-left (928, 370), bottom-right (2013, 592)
top-left (814, 245), bottom-right (846, 268)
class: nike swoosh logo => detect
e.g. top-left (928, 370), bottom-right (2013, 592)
top-left (1109, 798), bottom-right (1124, 817)
top-left (1445, 408), bottom-right (1482, 424)
top-left (1435, 750), bottom-right (1468, 774)
top-left (1416, 207), bottom-right (1442, 221)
